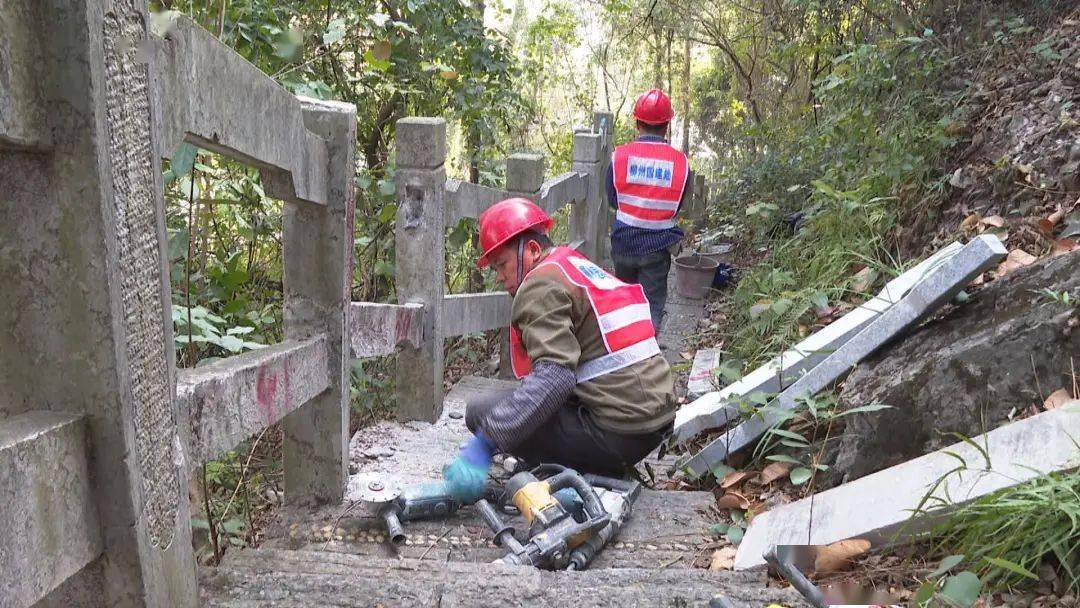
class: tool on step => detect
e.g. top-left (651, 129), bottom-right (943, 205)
top-left (353, 471), bottom-right (501, 545)
top-left (566, 473), bottom-right (642, 570)
top-left (764, 545), bottom-right (826, 608)
top-left (475, 469), bottom-right (612, 570)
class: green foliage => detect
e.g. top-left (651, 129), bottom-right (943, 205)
top-left (166, 152), bottom-right (283, 368)
top-left (922, 471), bottom-right (1080, 596)
top-left (712, 30), bottom-right (956, 365)
top-left (742, 390), bottom-right (893, 486)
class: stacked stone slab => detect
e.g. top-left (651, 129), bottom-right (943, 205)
top-left (681, 235), bottom-right (1007, 477)
top-left (674, 241), bottom-right (965, 444)
top-left (735, 405), bottom-right (1080, 570)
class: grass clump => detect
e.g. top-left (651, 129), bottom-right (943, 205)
top-left (928, 470), bottom-right (1080, 595)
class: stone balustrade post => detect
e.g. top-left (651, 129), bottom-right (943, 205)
top-left (280, 98), bottom-right (357, 505)
top-left (497, 153), bottom-right (545, 378)
top-left (0, 0), bottom-right (198, 604)
top-left (592, 112), bottom-right (615, 267)
top-left (394, 118), bottom-right (447, 421)
top-left (571, 131), bottom-right (604, 260)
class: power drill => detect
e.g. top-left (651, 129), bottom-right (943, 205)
top-left (475, 469), bottom-right (612, 570)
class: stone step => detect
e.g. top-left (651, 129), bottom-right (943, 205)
top-left (264, 488), bottom-right (717, 570)
top-left (347, 376), bottom-right (515, 491)
top-left (200, 548), bottom-right (808, 607)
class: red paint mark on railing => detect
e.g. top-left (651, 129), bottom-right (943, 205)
top-left (256, 366), bottom-right (277, 424)
top-left (395, 308), bottom-right (413, 345)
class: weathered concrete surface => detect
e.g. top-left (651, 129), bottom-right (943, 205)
top-left (0, 1), bottom-right (197, 603)
top-left (682, 236), bottom-right (1007, 477)
top-left (0, 1), bottom-right (48, 148)
top-left (176, 336), bottom-right (329, 469)
top-left (268, 488), bottom-right (716, 571)
top-left (348, 375), bottom-right (515, 488)
top-left (570, 132), bottom-right (604, 261)
top-left (735, 406), bottom-right (1080, 570)
top-left (34, 558), bottom-right (106, 608)
top-left (153, 16), bottom-right (329, 206)
top-left (253, 376), bottom-right (717, 572)
top-left (348, 302), bottom-right (425, 357)
top-left (687, 348), bottom-right (721, 399)
top-left (442, 292), bottom-right (511, 336)
top-left (444, 179), bottom-right (510, 225)
top-left (0, 411), bottom-right (101, 608)
top-left (657, 268), bottom-right (707, 362)
top-left (281, 98), bottom-right (357, 505)
top-left (201, 549), bottom-right (808, 607)
top-left (592, 112), bottom-right (616, 267)
top-left (505, 153), bottom-right (545, 196)
top-left (395, 118), bottom-right (448, 422)
top-left (832, 249), bottom-right (1080, 484)
top-left (537, 171), bottom-right (588, 213)
top-left (673, 241), bottom-right (964, 443)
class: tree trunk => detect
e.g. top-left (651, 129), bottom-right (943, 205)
top-left (681, 34), bottom-right (691, 153)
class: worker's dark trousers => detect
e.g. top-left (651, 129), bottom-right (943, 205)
top-left (464, 389), bottom-right (668, 477)
top-left (612, 249), bottom-right (671, 330)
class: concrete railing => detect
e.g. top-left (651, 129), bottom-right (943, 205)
top-left (1, 5), bottom-right (354, 606)
top-left (0, 3), bottom-right (710, 606)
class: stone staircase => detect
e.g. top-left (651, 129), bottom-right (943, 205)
top-left (199, 377), bottom-right (807, 607)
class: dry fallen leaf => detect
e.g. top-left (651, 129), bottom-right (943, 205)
top-left (1038, 218), bottom-right (1058, 236)
top-left (980, 215), bottom-right (1006, 229)
top-left (850, 267), bottom-right (876, 293)
top-left (710, 546), bottom-right (738, 571)
top-left (996, 249), bottom-right (1038, 277)
top-left (814, 538), bottom-right (872, 575)
top-left (969, 273), bottom-right (986, 287)
top-left (1044, 388), bottom-right (1075, 411)
top-left (760, 462), bottom-right (792, 485)
top-left (960, 212), bottom-right (982, 232)
top-left (1051, 238), bottom-right (1080, 257)
top-left (714, 491), bottom-right (751, 510)
top-left (720, 470), bottom-right (757, 489)
top-left (1047, 206), bottom-right (1066, 226)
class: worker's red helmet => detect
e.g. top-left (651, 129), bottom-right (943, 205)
top-left (632, 88), bottom-right (675, 125)
top-left (476, 198), bottom-right (553, 269)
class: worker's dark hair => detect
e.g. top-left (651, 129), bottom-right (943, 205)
top-left (636, 120), bottom-right (669, 136)
top-left (517, 229), bottom-right (553, 250)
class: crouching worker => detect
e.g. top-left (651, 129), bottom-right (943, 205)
top-left (443, 198), bottom-right (677, 502)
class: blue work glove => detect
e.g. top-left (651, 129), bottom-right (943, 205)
top-left (442, 434), bottom-right (495, 503)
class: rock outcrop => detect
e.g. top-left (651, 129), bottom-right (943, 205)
top-left (830, 249), bottom-right (1080, 485)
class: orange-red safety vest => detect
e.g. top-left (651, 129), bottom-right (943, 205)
top-left (612, 140), bottom-right (689, 230)
top-left (510, 247), bottom-right (660, 381)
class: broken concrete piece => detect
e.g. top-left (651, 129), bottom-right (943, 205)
top-left (734, 405), bottom-right (1080, 570)
top-left (687, 348), bottom-right (722, 399)
top-left (674, 241), bottom-right (965, 444)
top-left (682, 235), bottom-right (1007, 477)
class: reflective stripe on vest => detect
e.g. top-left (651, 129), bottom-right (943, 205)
top-left (612, 140), bottom-right (689, 231)
top-left (510, 247), bottom-right (658, 381)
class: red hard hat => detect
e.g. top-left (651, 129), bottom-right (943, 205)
top-left (476, 198), bottom-right (553, 268)
top-left (632, 88), bottom-right (675, 125)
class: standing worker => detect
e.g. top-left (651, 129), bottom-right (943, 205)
top-left (442, 198), bottom-right (676, 501)
top-left (606, 88), bottom-right (693, 330)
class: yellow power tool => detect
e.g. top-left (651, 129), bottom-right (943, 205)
top-left (475, 469), bottom-right (617, 570)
